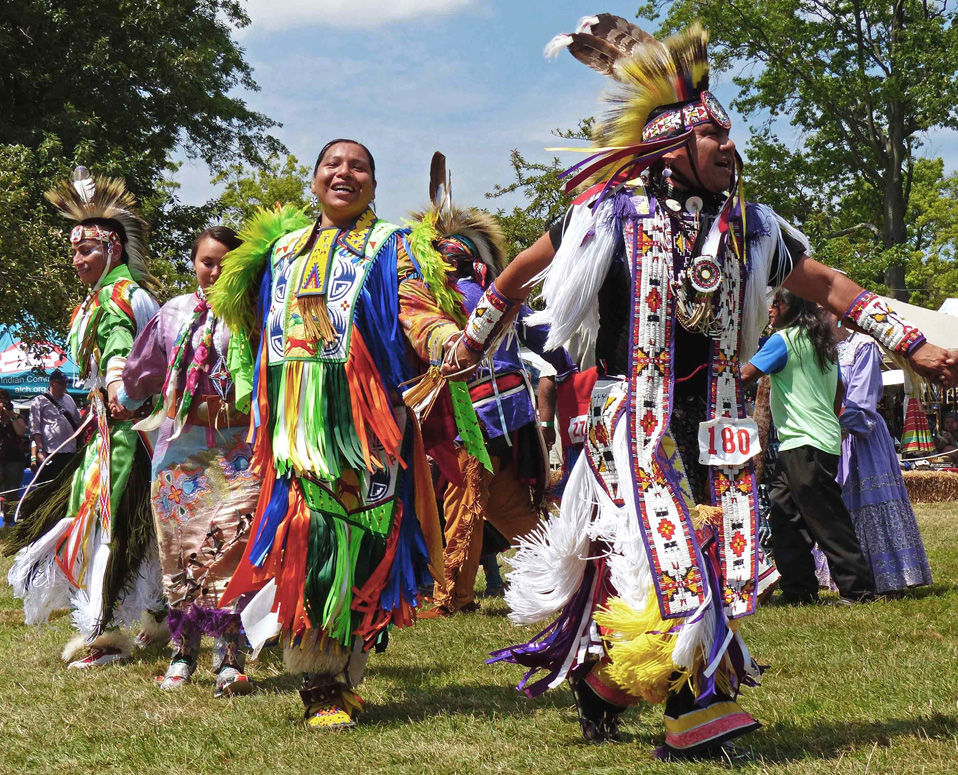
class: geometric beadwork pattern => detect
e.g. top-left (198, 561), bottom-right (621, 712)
top-left (623, 191), bottom-right (759, 620)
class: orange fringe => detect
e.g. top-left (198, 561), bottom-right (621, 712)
top-left (270, 483), bottom-right (310, 636)
top-left (352, 505), bottom-right (402, 647)
top-left (345, 328), bottom-right (404, 469)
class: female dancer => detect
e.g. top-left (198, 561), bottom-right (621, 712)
top-left (118, 226), bottom-right (259, 695)
top-left (833, 324), bottom-right (933, 593)
top-left (208, 139), bottom-right (464, 728)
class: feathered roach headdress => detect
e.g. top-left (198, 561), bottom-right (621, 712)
top-left (545, 16), bottom-right (731, 193)
top-left (45, 166), bottom-right (158, 291)
top-left (408, 152), bottom-right (508, 324)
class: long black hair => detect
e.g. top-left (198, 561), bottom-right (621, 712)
top-left (773, 289), bottom-right (837, 372)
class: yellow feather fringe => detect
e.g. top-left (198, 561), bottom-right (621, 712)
top-left (598, 23), bottom-right (710, 150)
top-left (593, 594), bottom-right (685, 704)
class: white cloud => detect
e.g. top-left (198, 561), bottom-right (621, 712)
top-left (242, 0), bottom-right (475, 32)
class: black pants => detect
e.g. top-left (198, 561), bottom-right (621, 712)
top-left (34, 452), bottom-right (75, 486)
top-left (768, 445), bottom-right (874, 600)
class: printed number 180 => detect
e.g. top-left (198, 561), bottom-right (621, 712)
top-left (707, 425), bottom-right (751, 456)
top-left (697, 418), bottom-right (760, 466)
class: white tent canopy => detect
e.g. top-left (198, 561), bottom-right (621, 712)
top-left (879, 297), bottom-right (955, 349)
top-left (938, 298), bottom-right (958, 318)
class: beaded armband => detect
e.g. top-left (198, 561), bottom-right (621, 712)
top-left (844, 291), bottom-right (926, 356)
top-left (462, 284), bottom-right (515, 354)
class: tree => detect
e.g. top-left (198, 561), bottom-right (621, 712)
top-left (212, 153), bottom-right (314, 230)
top-left (0, 0), bottom-right (282, 339)
top-left (486, 121), bottom-right (593, 261)
top-left (643, 0), bottom-right (958, 300)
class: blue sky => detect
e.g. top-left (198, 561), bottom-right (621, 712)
top-left (173, 1), bottom-right (958, 222)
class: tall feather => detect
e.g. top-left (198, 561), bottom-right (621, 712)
top-left (577, 13), bottom-right (655, 58)
top-left (72, 166), bottom-right (95, 203)
top-left (429, 151), bottom-right (447, 211)
top-left (565, 33), bottom-right (625, 78)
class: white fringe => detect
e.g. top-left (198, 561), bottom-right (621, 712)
top-left (604, 418), bottom-right (652, 613)
top-left (543, 33), bottom-right (573, 59)
top-left (7, 517), bottom-right (74, 625)
top-left (504, 451), bottom-right (595, 625)
top-left (71, 537), bottom-right (111, 638)
top-left (526, 198), bottom-right (618, 353)
top-left (10, 517), bottom-right (164, 639)
top-left (741, 204), bottom-right (812, 361)
top-left (112, 544), bottom-right (166, 630)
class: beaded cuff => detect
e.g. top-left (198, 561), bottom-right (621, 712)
top-left (462, 284), bottom-right (514, 354)
top-left (844, 291), bottom-right (926, 356)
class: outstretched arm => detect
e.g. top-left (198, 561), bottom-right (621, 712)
top-left (441, 232), bottom-right (557, 375)
top-left (783, 255), bottom-right (958, 387)
top-left (494, 232), bottom-right (558, 300)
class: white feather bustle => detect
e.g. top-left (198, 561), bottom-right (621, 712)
top-left (543, 33), bottom-right (573, 59)
top-left (503, 451), bottom-right (595, 625)
top-left (526, 198), bottom-right (619, 354)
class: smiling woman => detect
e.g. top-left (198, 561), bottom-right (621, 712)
top-left (312, 139), bottom-right (377, 229)
top-left (206, 137), bottom-right (469, 731)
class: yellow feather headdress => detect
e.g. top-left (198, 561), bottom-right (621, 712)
top-left (545, 17), bottom-right (729, 190)
top-left (45, 167), bottom-right (157, 291)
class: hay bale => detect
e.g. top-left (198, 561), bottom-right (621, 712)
top-left (902, 470), bottom-right (958, 502)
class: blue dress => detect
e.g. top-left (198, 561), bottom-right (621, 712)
top-left (837, 334), bottom-right (932, 592)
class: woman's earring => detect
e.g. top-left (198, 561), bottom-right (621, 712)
top-left (309, 193), bottom-right (318, 207)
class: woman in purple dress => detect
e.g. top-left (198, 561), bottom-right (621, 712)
top-left (118, 226), bottom-right (259, 694)
top-left (835, 329), bottom-right (932, 593)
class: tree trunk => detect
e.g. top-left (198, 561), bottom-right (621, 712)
top-left (883, 97), bottom-right (909, 302)
top-left (883, 5), bottom-right (909, 302)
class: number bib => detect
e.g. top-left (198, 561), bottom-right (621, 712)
top-left (698, 417), bottom-right (761, 466)
top-left (567, 414), bottom-right (588, 445)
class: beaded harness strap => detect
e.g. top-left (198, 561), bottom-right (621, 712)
top-left (623, 195), bottom-right (758, 621)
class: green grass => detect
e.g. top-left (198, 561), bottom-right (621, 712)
top-left (1, 504), bottom-right (956, 775)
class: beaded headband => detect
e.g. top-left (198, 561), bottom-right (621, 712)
top-left (642, 91), bottom-right (731, 142)
top-left (70, 224), bottom-right (121, 250)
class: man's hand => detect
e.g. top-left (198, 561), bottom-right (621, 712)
top-left (909, 343), bottom-right (958, 388)
top-left (440, 335), bottom-right (481, 379)
top-left (107, 382), bottom-right (133, 421)
top-left (541, 425), bottom-right (556, 450)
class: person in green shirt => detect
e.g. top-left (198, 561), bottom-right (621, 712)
top-left (742, 290), bottom-right (875, 604)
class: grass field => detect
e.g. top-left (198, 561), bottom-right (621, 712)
top-left (0, 503), bottom-right (955, 775)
